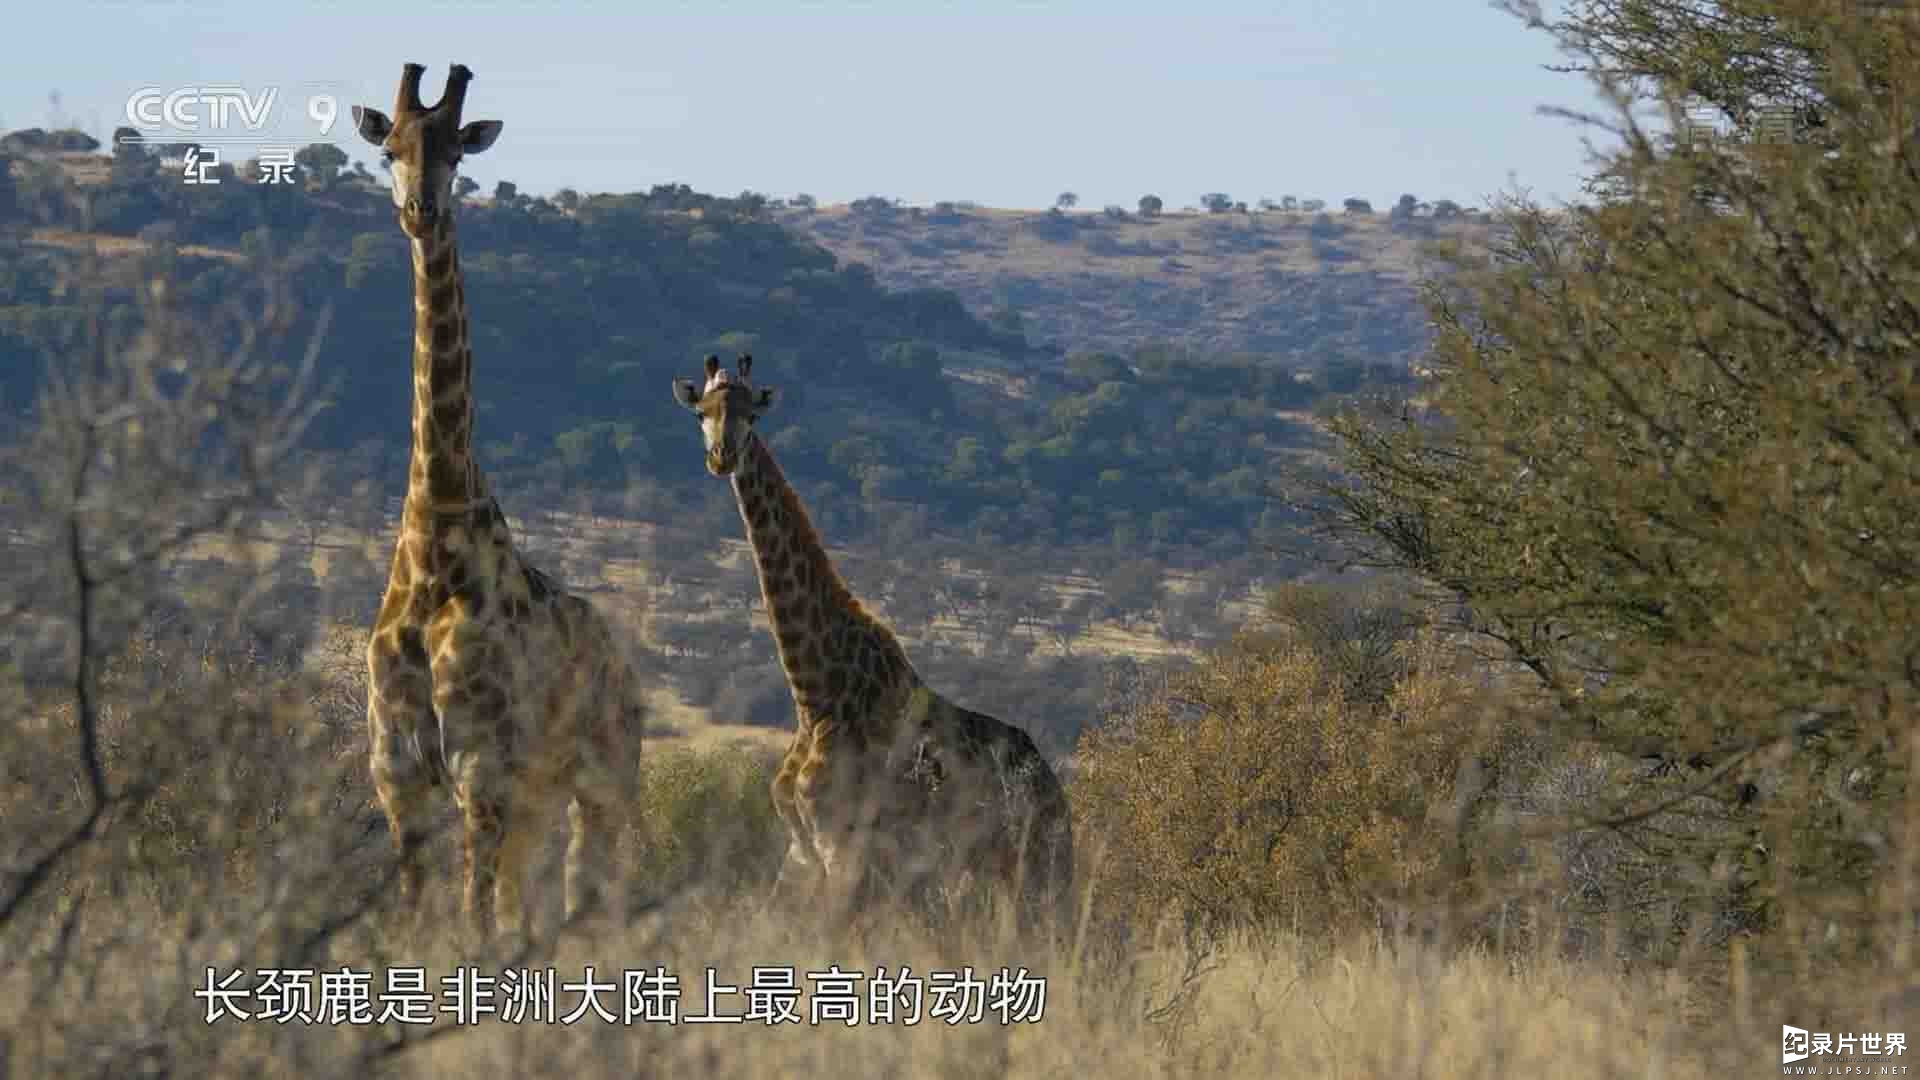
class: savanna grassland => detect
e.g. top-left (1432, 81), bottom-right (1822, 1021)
top-left (5, 3), bottom-right (1920, 1076)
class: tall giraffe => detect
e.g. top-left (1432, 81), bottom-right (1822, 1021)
top-left (671, 353), bottom-right (1074, 941)
top-left (354, 63), bottom-right (646, 938)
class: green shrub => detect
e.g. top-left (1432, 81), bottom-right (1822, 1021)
top-left (628, 742), bottom-right (784, 898)
top-left (1072, 587), bottom-right (1537, 943)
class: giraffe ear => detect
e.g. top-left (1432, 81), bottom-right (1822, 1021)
top-left (352, 106), bottom-right (392, 146)
top-left (672, 378), bottom-right (701, 409)
top-left (459, 120), bottom-right (503, 155)
top-left (752, 386), bottom-right (777, 412)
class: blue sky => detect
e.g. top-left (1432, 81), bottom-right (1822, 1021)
top-left (4, 1), bottom-right (1615, 210)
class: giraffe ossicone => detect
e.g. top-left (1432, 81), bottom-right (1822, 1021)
top-left (356, 61), bottom-right (649, 941)
top-left (702, 351), bottom-right (751, 394)
top-left (670, 352), bottom-right (1074, 942)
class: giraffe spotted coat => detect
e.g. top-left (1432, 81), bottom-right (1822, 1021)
top-left (356, 62), bottom-right (647, 939)
top-left (674, 355), bottom-right (1073, 940)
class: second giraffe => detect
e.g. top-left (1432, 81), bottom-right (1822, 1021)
top-left (671, 353), bottom-right (1075, 943)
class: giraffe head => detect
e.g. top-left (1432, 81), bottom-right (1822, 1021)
top-left (672, 353), bottom-right (777, 477)
top-left (351, 62), bottom-right (503, 238)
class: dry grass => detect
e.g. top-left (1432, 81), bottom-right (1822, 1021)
top-left (0, 845), bottom-right (1743, 1068)
top-left (1, 490), bottom-right (1847, 1079)
top-left (27, 227), bottom-right (245, 263)
top-left (0, 681), bottom-right (1750, 1080)
top-left (9, 914), bottom-right (1726, 1080)
top-left (4, 546), bottom-right (1877, 1078)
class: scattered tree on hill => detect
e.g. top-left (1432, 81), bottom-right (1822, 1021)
top-left (1342, 197), bottom-right (1373, 215)
top-left (1137, 193), bottom-right (1163, 217)
top-left (1056, 191), bottom-right (1079, 210)
top-left (1, 128), bottom-right (46, 151)
top-left (1390, 193), bottom-right (1419, 221)
top-left (1200, 192), bottom-right (1233, 213)
top-left (1300, 198), bottom-right (1325, 212)
top-left (108, 126), bottom-right (154, 180)
top-left (3, 127), bottom-right (99, 153)
top-left (294, 142), bottom-right (348, 187)
top-left (733, 189), bottom-right (769, 218)
top-left (454, 175), bottom-right (479, 200)
top-left (791, 192), bottom-right (817, 210)
top-left (493, 179), bottom-right (518, 205)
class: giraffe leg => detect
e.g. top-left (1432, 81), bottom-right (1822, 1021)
top-left (563, 795), bottom-right (606, 924)
top-left (566, 678), bottom-right (642, 929)
top-left (453, 762), bottom-right (510, 941)
top-left (1042, 802), bottom-right (1078, 950)
top-left (492, 813), bottom-right (535, 941)
top-left (370, 751), bottom-right (435, 930)
top-left (793, 747), bottom-right (878, 935)
top-left (999, 747), bottom-right (1075, 951)
top-left (435, 663), bottom-right (515, 942)
top-left (767, 747), bottom-right (821, 908)
top-left (567, 761), bottom-right (638, 929)
top-left (1009, 809), bottom-right (1068, 948)
top-left (367, 634), bottom-right (439, 934)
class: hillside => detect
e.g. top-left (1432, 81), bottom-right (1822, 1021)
top-left (775, 201), bottom-right (1498, 361)
top-left (0, 134), bottom-right (1433, 756)
top-left (0, 137), bottom-right (1426, 562)
top-left (7, 8), bottom-right (1916, 1072)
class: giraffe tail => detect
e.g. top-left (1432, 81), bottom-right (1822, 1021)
top-left (1018, 793), bottom-right (1076, 953)
top-left (1046, 806), bottom-right (1077, 950)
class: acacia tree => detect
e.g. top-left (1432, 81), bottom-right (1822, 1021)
top-left (294, 142), bottom-right (348, 187)
top-left (1504, 0), bottom-right (1852, 128)
top-left (1313, 3), bottom-right (1920, 979)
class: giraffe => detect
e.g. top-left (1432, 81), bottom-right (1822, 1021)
top-left (670, 353), bottom-right (1074, 942)
top-left (354, 62), bottom-right (646, 939)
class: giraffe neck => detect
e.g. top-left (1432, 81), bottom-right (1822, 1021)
top-left (403, 213), bottom-right (488, 517)
top-left (730, 434), bottom-right (912, 708)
